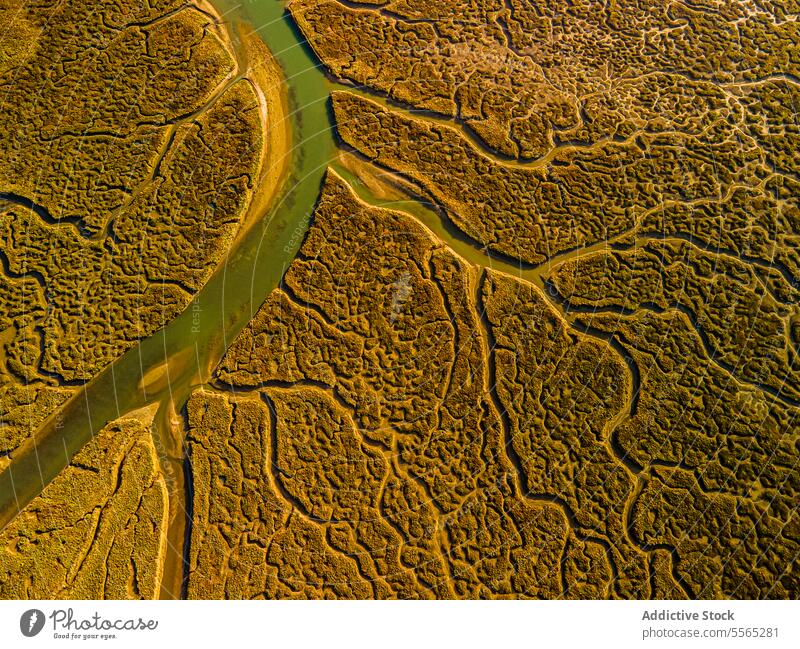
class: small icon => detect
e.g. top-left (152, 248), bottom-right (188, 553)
top-left (20, 609), bottom-right (45, 637)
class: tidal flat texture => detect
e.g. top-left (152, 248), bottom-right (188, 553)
top-left (0, 0), bottom-right (797, 600)
top-left (0, 417), bottom-right (168, 598)
top-left (185, 170), bottom-right (797, 598)
top-left (0, 0), bottom-right (266, 467)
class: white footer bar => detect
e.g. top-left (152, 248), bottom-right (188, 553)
top-left (1, 600), bottom-right (798, 648)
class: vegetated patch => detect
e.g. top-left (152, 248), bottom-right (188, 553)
top-left (0, 0), bottom-right (266, 466)
top-left (0, 416), bottom-right (168, 599)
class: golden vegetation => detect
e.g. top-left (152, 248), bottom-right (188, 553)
top-left (0, 416), bottom-right (168, 599)
top-left (2, 0), bottom-right (797, 601)
top-left (291, 0), bottom-right (799, 160)
top-left (263, 0), bottom-right (800, 598)
top-left (186, 172), bottom-right (712, 598)
top-left (0, 0), bottom-right (267, 463)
